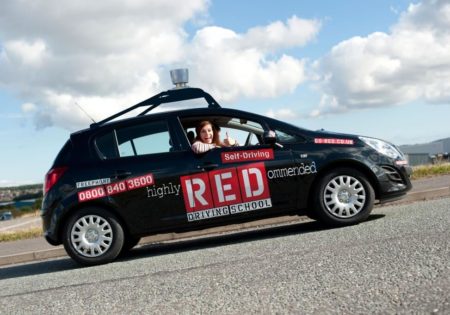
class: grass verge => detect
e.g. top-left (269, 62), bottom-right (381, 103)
top-left (412, 163), bottom-right (450, 180)
top-left (0, 227), bottom-right (43, 243)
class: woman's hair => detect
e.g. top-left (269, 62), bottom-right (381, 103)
top-left (195, 120), bottom-right (222, 146)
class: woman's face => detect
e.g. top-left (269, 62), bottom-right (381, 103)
top-left (200, 124), bottom-right (214, 143)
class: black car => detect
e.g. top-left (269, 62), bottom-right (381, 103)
top-left (42, 70), bottom-right (412, 266)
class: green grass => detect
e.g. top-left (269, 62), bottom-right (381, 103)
top-left (412, 163), bottom-right (450, 180)
top-left (0, 227), bottom-right (43, 242)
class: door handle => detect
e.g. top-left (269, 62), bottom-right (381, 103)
top-left (112, 170), bottom-right (132, 179)
top-left (197, 163), bottom-right (219, 171)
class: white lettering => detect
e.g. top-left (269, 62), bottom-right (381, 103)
top-left (185, 178), bottom-right (208, 207)
top-left (76, 178), bottom-right (111, 189)
top-left (214, 172), bottom-right (236, 203)
top-left (187, 206), bottom-right (230, 222)
top-left (243, 168), bottom-right (264, 198)
top-left (147, 183), bottom-right (181, 199)
top-left (229, 198), bottom-right (272, 214)
top-left (267, 162), bottom-right (317, 179)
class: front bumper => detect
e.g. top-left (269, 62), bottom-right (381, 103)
top-left (377, 164), bottom-right (412, 203)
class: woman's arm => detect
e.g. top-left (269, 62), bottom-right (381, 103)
top-left (191, 141), bottom-right (216, 154)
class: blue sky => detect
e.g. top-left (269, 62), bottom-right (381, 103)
top-left (1, 0), bottom-right (450, 186)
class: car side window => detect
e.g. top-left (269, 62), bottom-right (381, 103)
top-left (181, 116), bottom-right (264, 147)
top-left (96, 132), bottom-right (117, 159)
top-left (95, 120), bottom-right (173, 159)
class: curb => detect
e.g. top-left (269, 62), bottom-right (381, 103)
top-left (0, 248), bottom-right (66, 267)
top-left (0, 216), bottom-right (305, 267)
top-left (402, 186), bottom-right (450, 202)
top-left (1, 187), bottom-right (449, 267)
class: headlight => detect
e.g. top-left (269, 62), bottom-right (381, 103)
top-left (359, 136), bottom-right (404, 160)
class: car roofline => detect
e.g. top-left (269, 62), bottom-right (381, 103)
top-left (90, 87), bottom-right (221, 129)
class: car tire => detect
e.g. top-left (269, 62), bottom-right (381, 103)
top-left (312, 168), bottom-right (374, 226)
top-left (62, 207), bottom-right (124, 266)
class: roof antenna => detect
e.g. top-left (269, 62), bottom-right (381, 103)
top-left (74, 101), bottom-right (96, 124)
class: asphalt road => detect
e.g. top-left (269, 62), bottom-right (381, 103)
top-left (0, 197), bottom-right (449, 314)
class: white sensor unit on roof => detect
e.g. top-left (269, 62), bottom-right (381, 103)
top-left (170, 68), bottom-right (189, 89)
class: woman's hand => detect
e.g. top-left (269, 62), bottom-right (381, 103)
top-left (223, 132), bottom-right (238, 146)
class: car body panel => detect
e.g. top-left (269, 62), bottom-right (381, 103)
top-left (41, 89), bottom-right (412, 248)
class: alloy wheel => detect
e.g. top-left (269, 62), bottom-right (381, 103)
top-left (70, 214), bottom-right (113, 257)
top-left (323, 175), bottom-right (366, 218)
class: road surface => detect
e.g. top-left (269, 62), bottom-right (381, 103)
top-left (0, 197), bottom-right (448, 314)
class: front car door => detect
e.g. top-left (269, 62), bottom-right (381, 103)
top-left (174, 113), bottom-right (301, 226)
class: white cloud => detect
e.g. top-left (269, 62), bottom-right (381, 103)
top-left (244, 16), bottom-right (321, 52)
top-left (21, 103), bottom-right (37, 113)
top-left (0, 1), bottom-right (319, 130)
top-left (187, 16), bottom-right (319, 101)
top-left (4, 39), bottom-right (47, 67)
top-left (266, 108), bottom-right (301, 120)
top-left (0, 0), bottom-right (207, 130)
top-left (314, 0), bottom-right (450, 116)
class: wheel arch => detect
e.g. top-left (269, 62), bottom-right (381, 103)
top-left (56, 200), bottom-right (132, 244)
top-left (308, 159), bottom-right (380, 209)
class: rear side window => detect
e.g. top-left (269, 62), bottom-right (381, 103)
top-left (96, 132), bottom-right (117, 159)
top-left (95, 121), bottom-right (173, 159)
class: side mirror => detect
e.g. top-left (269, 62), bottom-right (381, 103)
top-left (263, 130), bottom-right (277, 145)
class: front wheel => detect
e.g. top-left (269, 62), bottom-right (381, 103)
top-left (62, 207), bottom-right (124, 266)
top-left (312, 168), bottom-right (375, 226)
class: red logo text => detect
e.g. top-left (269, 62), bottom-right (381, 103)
top-left (180, 163), bottom-right (271, 221)
top-left (221, 149), bottom-right (274, 164)
top-left (314, 138), bottom-right (354, 145)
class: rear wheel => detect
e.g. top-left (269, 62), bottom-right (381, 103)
top-left (63, 207), bottom-right (124, 266)
top-left (313, 168), bottom-right (374, 226)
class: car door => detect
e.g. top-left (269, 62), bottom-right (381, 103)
top-left (174, 114), bottom-right (300, 226)
top-left (266, 121), bottom-right (318, 211)
top-left (93, 117), bottom-right (195, 234)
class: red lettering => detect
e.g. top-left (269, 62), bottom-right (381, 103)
top-left (237, 162), bottom-right (270, 202)
top-left (181, 172), bottom-right (214, 212)
top-left (314, 138), bottom-right (354, 145)
top-left (209, 168), bottom-right (242, 207)
top-left (221, 149), bottom-right (274, 163)
top-left (181, 163), bottom-right (270, 212)
top-left (126, 173), bottom-right (154, 190)
top-left (105, 181), bottom-right (127, 196)
top-left (78, 186), bottom-right (106, 202)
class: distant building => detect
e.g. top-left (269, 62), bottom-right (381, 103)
top-left (400, 137), bottom-right (450, 166)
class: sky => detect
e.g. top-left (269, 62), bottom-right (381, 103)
top-left (1, 0), bottom-right (450, 186)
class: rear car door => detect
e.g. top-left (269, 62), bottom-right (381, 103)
top-left (92, 116), bottom-right (194, 234)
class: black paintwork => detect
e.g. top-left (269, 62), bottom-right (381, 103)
top-left (41, 87), bottom-right (412, 246)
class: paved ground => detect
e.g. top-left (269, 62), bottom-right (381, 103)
top-left (0, 174), bottom-right (448, 266)
top-left (1, 197), bottom-right (449, 313)
top-left (406, 174), bottom-right (450, 193)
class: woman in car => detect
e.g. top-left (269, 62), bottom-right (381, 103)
top-left (192, 120), bottom-right (238, 153)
